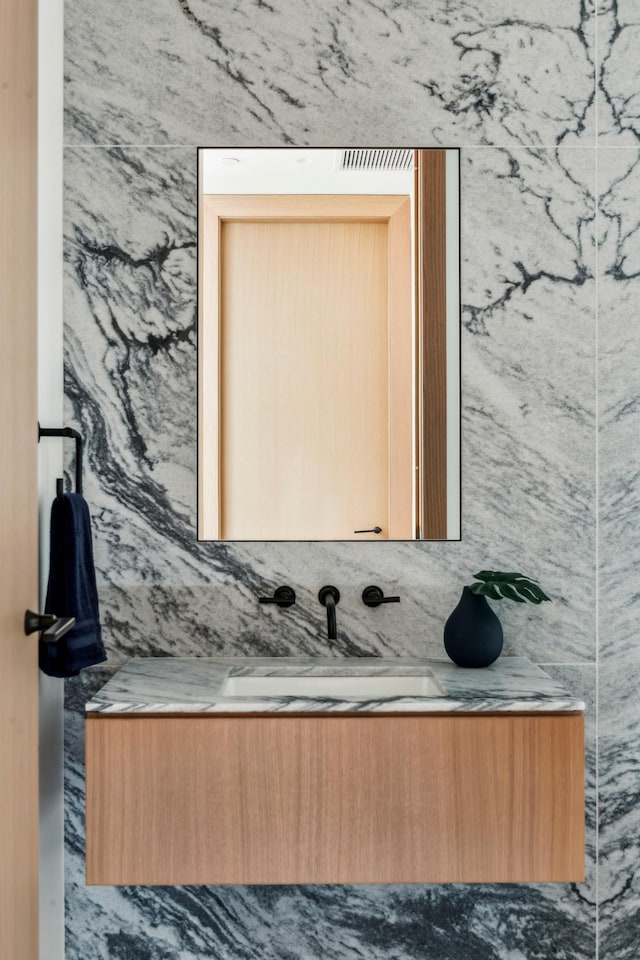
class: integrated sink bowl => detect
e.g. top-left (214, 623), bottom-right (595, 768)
top-left (222, 674), bottom-right (445, 700)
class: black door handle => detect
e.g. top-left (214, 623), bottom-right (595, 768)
top-left (354, 527), bottom-right (382, 535)
top-left (24, 610), bottom-right (76, 643)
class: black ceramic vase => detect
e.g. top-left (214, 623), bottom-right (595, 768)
top-left (443, 586), bottom-right (504, 668)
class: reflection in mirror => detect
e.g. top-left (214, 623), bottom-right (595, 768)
top-left (197, 148), bottom-right (460, 541)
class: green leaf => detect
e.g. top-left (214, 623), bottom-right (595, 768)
top-left (470, 570), bottom-right (551, 604)
top-left (473, 570), bottom-right (539, 584)
top-left (471, 581), bottom-right (503, 601)
top-left (497, 583), bottom-right (526, 602)
top-left (517, 589), bottom-right (543, 604)
top-left (516, 583), bottom-right (551, 603)
top-left (511, 580), bottom-right (547, 599)
top-left (473, 570), bottom-right (498, 582)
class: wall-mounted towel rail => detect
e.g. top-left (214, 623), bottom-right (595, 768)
top-left (38, 424), bottom-right (83, 495)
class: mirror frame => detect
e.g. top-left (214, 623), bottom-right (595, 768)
top-left (196, 147), bottom-right (461, 542)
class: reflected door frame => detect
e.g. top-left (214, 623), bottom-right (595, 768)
top-left (415, 149), bottom-right (449, 540)
top-left (198, 194), bottom-right (413, 540)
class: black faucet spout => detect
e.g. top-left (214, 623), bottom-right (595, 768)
top-left (318, 586), bottom-right (340, 641)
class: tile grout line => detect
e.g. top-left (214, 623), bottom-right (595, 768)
top-left (594, 0), bottom-right (600, 942)
top-left (61, 143), bottom-right (640, 150)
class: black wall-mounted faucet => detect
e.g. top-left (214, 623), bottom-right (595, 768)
top-left (318, 586), bottom-right (340, 640)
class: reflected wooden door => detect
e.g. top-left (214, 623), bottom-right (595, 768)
top-left (0, 0), bottom-right (39, 955)
top-left (199, 195), bottom-right (412, 541)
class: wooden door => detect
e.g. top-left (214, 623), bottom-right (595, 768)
top-left (0, 0), bottom-right (39, 956)
top-left (199, 195), bottom-right (412, 541)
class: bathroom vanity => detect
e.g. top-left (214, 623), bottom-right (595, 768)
top-left (85, 657), bottom-right (585, 885)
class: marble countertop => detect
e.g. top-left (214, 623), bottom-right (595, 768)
top-left (86, 656), bottom-right (585, 714)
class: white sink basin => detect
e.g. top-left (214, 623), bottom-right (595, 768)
top-left (222, 674), bottom-right (445, 700)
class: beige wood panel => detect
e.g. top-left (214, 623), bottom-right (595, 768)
top-left (198, 195), bottom-right (414, 541)
top-left (220, 220), bottom-right (390, 540)
top-left (0, 0), bottom-right (39, 955)
top-left (198, 189), bottom-right (221, 538)
top-left (207, 194), bottom-right (407, 221)
top-left (86, 715), bottom-right (584, 885)
top-left (387, 198), bottom-right (413, 538)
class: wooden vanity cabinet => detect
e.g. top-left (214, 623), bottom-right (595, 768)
top-left (85, 712), bottom-right (584, 885)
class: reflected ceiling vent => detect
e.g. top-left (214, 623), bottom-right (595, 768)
top-left (338, 148), bottom-right (414, 172)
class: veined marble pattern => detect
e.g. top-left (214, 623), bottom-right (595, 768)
top-left (598, 149), bottom-right (640, 667)
top-left (598, 148), bottom-right (640, 959)
top-left (64, 145), bottom-right (596, 665)
top-left (58, 0), bottom-right (640, 956)
top-left (86, 655), bottom-right (587, 713)
top-left (64, 0), bottom-right (595, 147)
top-left (598, 1), bottom-right (640, 142)
top-left (63, 143), bottom-right (597, 959)
top-left (66, 663), bottom-right (595, 960)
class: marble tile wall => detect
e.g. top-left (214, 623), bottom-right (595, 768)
top-left (60, 1), bottom-right (636, 957)
top-left (598, 147), bottom-right (640, 960)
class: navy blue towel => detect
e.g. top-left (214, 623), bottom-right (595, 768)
top-left (40, 492), bottom-right (107, 678)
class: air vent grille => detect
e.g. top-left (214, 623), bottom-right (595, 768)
top-left (338, 148), bottom-right (414, 172)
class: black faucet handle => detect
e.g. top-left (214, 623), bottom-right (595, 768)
top-left (362, 586), bottom-right (400, 607)
top-left (258, 586), bottom-right (296, 608)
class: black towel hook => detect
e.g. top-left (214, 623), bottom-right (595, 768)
top-left (38, 423), bottom-right (83, 495)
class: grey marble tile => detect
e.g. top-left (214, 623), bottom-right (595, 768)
top-left (598, 147), bottom-right (640, 959)
top-left (64, 0), bottom-right (595, 147)
top-left (599, 663), bottom-right (640, 960)
top-left (598, 1), bottom-right (640, 143)
top-left (66, 664), bottom-right (595, 960)
top-left (547, 664), bottom-right (597, 897)
top-left (64, 144), bottom-right (596, 663)
top-left (598, 149), bottom-right (640, 671)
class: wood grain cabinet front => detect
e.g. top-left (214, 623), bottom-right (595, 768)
top-left (85, 713), bottom-right (584, 886)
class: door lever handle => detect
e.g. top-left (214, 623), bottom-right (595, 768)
top-left (362, 586), bottom-right (400, 607)
top-left (354, 527), bottom-right (382, 535)
top-left (258, 586), bottom-right (296, 608)
top-left (24, 610), bottom-right (76, 643)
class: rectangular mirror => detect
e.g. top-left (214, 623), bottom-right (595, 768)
top-left (197, 147), bottom-right (460, 541)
